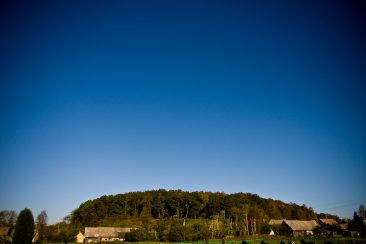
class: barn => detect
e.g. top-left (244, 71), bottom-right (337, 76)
top-left (84, 227), bottom-right (131, 243)
top-left (279, 220), bottom-right (319, 237)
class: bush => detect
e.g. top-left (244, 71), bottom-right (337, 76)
top-left (260, 222), bottom-right (271, 234)
top-left (124, 229), bottom-right (140, 242)
top-left (168, 222), bottom-right (186, 242)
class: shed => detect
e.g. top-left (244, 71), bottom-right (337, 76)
top-left (340, 223), bottom-right (348, 231)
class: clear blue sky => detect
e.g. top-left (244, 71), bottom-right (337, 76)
top-left (1, 0), bottom-right (365, 224)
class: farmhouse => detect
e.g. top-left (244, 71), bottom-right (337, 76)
top-left (84, 227), bottom-right (131, 243)
top-left (279, 220), bottom-right (319, 237)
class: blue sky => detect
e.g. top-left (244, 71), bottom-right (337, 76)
top-left (1, 1), bottom-right (365, 224)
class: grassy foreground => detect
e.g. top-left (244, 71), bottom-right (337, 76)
top-left (122, 237), bottom-right (366, 244)
top-left (47, 237), bottom-right (366, 244)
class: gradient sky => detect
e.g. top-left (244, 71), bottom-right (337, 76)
top-left (1, 1), bottom-right (365, 224)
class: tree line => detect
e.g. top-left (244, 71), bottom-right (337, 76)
top-left (1, 209), bottom-right (77, 244)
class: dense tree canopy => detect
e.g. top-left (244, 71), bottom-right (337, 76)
top-left (70, 189), bottom-right (317, 227)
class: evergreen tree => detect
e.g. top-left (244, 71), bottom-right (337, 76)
top-left (13, 208), bottom-right (35, 244)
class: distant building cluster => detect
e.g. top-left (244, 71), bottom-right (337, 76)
top-left (268, 218), bottom-right (359, 237)
top-left (1, 218), bottom-right (364, 243)
top-left (73, 218), bottom-right (360, 242)
top-left (269, 219), bottom-right (319, 237)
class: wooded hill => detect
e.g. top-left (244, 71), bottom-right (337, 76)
top-left (70, 189), bottom-right (336, 228)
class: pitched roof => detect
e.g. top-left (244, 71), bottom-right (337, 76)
top-left (269, 220), bottom-right (284, 226)
top-left (84, 227), bottom-right (131, 238)
top-left (319, 218), bottom-right (338, 226)
top-left (284, 220), bottom-right (318, 231)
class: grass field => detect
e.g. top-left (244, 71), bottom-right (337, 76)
top-left (122, 237), bottom-right (366, 244)
top-left (46, 237), bottom-right (366, 244)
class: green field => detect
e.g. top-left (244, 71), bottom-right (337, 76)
top-left (46, 237), bottom-right (366, 244)
top-left (124, 237), bottom-right (366, 244)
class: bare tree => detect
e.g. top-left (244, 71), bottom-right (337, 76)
top-left (0, 210), bottom-right (18, 226)
top-left (37, 210), bottom-right (48, 241)
top-left (358, 204), bottom-right (366, 219)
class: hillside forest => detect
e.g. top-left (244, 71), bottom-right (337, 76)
top-left (68, 190), bottom-right (339, 241)
top-left (4, 189), bottom-right (359, 242)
